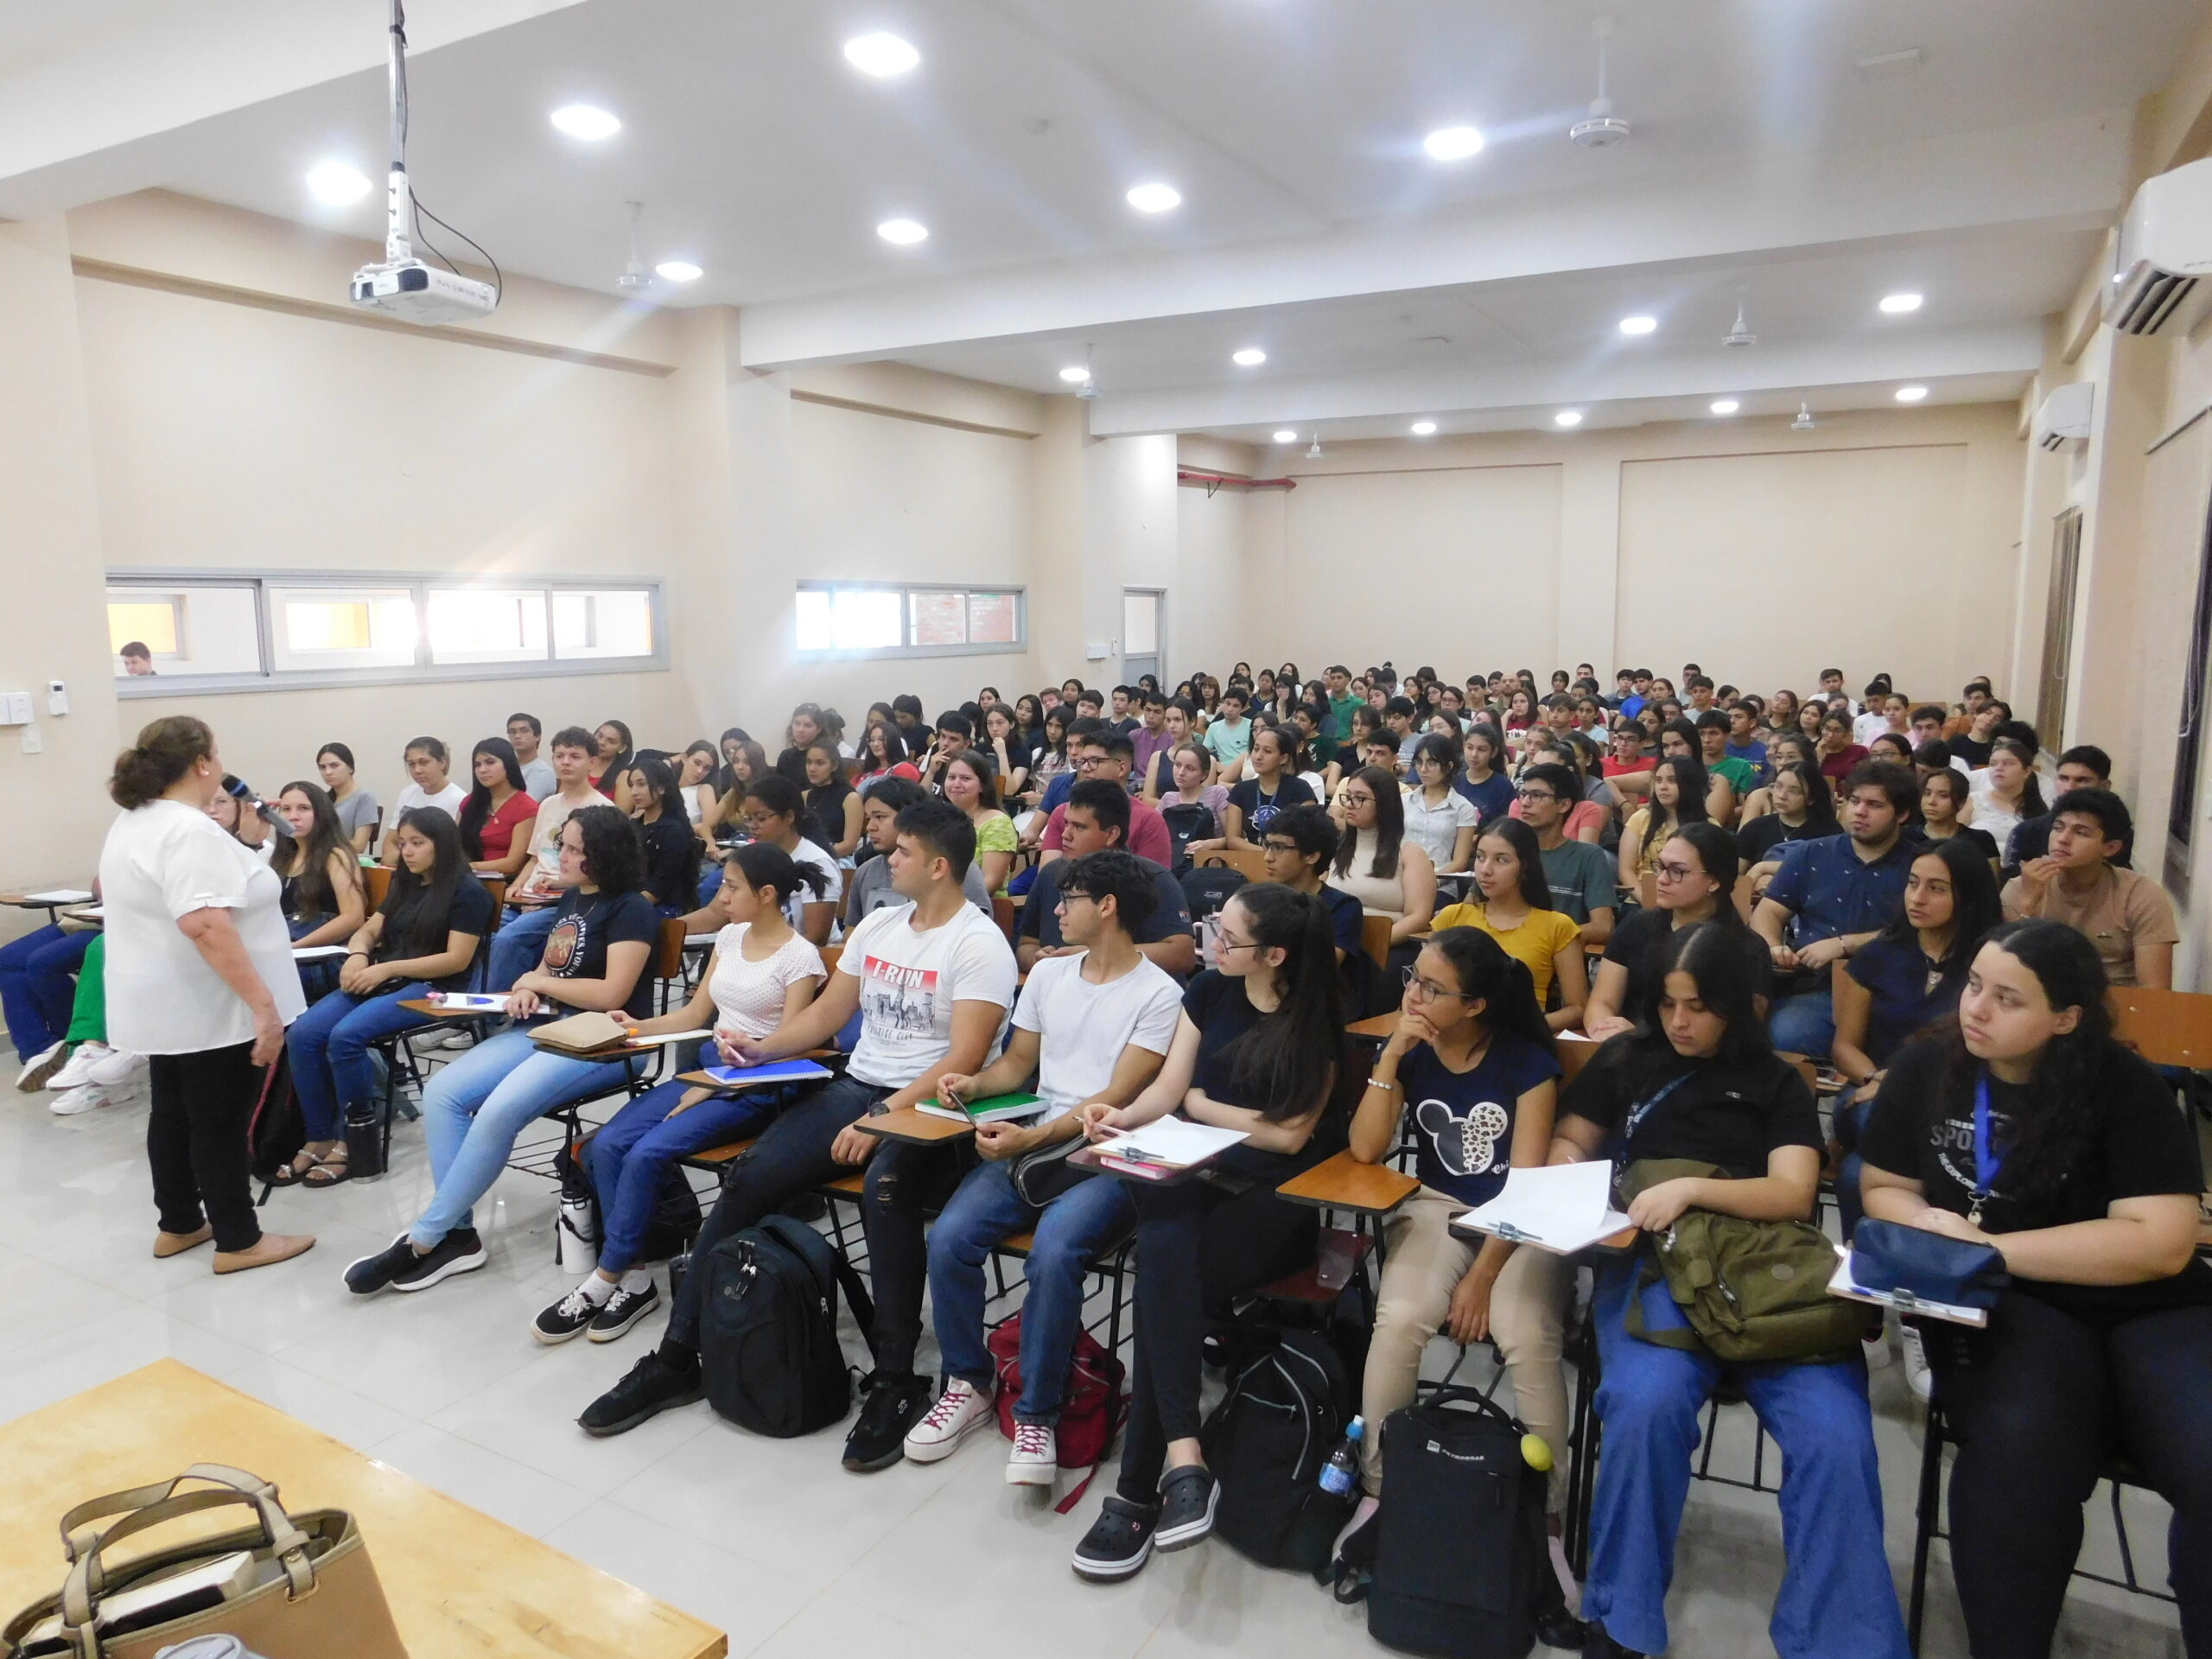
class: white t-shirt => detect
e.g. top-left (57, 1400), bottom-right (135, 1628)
top-left (1967, 771), bottom-right (2030, 854)
top-left (839, 899), bottom-right (1018, 1090)
top-left (514, 789), bottom-right (601, 901)
top-left (1400, 785), bottom-right (1481, 871)
top-left (706, 923), bottom-right (826, 1039)
top-left (392, 780), bottom-right (467, 823)
top-left (787, 838), bottom-right (845, 931)
top-left (1852, 710), bottom-right (1894, 747)
top-left (99, 800), bottom-right (308, 1054)
top-left (1012, 952), bottom-right (1183, 1123)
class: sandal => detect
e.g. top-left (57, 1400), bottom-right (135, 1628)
top-left (266, 1151), bottom-right (319, 1188)
top-left (301, 1151), bottom-right (353, 1189)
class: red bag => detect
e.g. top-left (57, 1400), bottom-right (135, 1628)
top-left (987, 1313), bottom-right (1128, 1514)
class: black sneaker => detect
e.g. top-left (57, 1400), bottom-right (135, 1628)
top-left (1582, 1624), bottom-right (1644, 1658)
top-left (391, 1228), bottom-right (486, 1292)
top-left (578, 1347), bottom-right (703, 1438)
top-left (842, 1372), bottom-right (931, 1472)
top-left (588, 1281), bottom-right (660, 1343)
top-left (344, 1235), bottom-right (419, 1296)
top-left (1154, 1465), bottom-right (1218, 1551)
top-left (533, 1283), bottom-right (605, 1344)
top-left (1071, 1496), bottom-right (1159, 1582)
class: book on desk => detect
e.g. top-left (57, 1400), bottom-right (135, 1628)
top-left (915, 1090), bottom-right (1046, 1126)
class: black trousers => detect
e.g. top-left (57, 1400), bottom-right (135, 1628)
top-left (664, 1075), bottom-right (889, 1350)
top-left (147, 1041), bottom-right (264, 1254)
top-left (1929, 1287), bottom-right (2212, 1657)
top-left (1116, 1141), bottom-right (1325, 1503)
top-left (862, 1137), bottom-right (979, 1377)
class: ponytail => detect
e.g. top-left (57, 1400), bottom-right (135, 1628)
top-left (728, 840), bottom-right (830, 905)
top-left (1222, 882), bottom-right (1348, 1120)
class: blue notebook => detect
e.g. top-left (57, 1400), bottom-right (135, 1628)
top-left (701, 1058), bottom-right (835, 1088)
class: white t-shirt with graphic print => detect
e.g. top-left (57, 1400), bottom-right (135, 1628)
top-left (839, 899), bottom-right (1018, 1090)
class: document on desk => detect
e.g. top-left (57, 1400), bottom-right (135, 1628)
top-left (1096, 1117), bottom-right (1248, 1173)
top-left (1456, 1162), bottom-right (1632, 1255)
top-left (1827, 1250), bottom-right (1988, 1327)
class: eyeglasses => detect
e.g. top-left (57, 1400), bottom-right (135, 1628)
top-left (1262, 841), bottom-right (1300, 855)
top-left (1652, 860), bottom-right (1700, 883)
top-left (1073, 753), bottom-right (1110, 771)
top-left (1402, 966), bottom-right (1478, 1002)
top-left (1056, 889), bottom-right (1095, 909)
top-left (1217, 933), bottom-right (1262, 956)
top-left (1516, 789), bottom-right (1555, 803)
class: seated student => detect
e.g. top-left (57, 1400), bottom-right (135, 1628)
top-left (1653, 721), bottom-right (1732, 824)
top-left (614, 755), bottom-right (702, 918)
top-left (1736, 731), bottom-right (1818, 824)
top-left (1814, 711), bottom-right (1872, 788)
top-left (1917, 766), bottom-right (1999, 864)
top-left (773, 703), bottom-right (830, 786)
top-left (685, 775), bottom-right (842, 944)
top-left (2005, 746), bottom-right (2127, 869)
top-left (897, 850), bottom-right (1185, 1479)
top-left (798, 741), bottom-right (862, 860)
top-left (1147, 743), bottom-right (1228, 872)
top-left (942, 749), bottom-right (1019, 893)
top-left (1966, 738), bottom-right (2044, 861)
top-left (1194, 723), bottom-right (1319, 855)
top-left (1948, 696), bottom-right (2005, 768)
top-left (1553, 924), bottom-right (1910, 1659)
top-left (701, 739), bottom-right (772, 840)
top-left (531, 843), bottom-right (827, 1345)
top-left (854, 720), bottom-right (920, 795)
top-left (588, 721), bottom-right (635, 797)
top-left (1602, 718), bottom-right (1656, 803)
top-left (455, 739), bottom-right (539, 881)
top-left (915, 709), bottom-right (976, 797)
top-left (1347, 930), bottom-right (1572, 1534)
top-left (577, 798), bottom-right (1018, 1449)
top-left (1854, 689), bottom-right (1910, 750)
top-left (1328, 766), bottom-right (1438, 949)
top-left (1454, 721), bottom-right (1517, 826)
top-left (1859, 921), bottom-right (2212, 1659)
top-left (1867, 731), bottom-right (1916, 774)
top-left (1734, 760), bottom-right (1838, 868)
top-left (486, 727), bottom-right (603, 990)
top-left (1695, 711), bottom-right (1756, 819)
top-left (315, 743), bottom-right (381, 854)
top-left (344, 806), bottom-right (659, 1294)
top-left (1432, 819), bottom-right (1588, 1033)
top-left (270, 780), bottom-right (367, 953)
top-left (674, 741), bottom-right (719, 832)
top-left (1137, 701), bottom-right (1202, 800)
top-left (982, 704), bottom-right (1033, 805)
top-left (1070, 885), bottom-right (1345, 1580)
top-left (1619, 755), bottom-right (1711, 890)
top-left (1017, 783), bottom-right (1194, 978)
top-left (1200, 685), bottom-right (1254, 774)
top-left (280, 809), bottom-right (492, 1188)
top-left (506, 714), bottom-right (560, 803)
top-left (1586, 823), bottom-right (1769, 1040)
top-left (888, 693), bottom-right (927, 746)
top-left (1039, 731), bottom-right (1173, 868)
top-left (3, 912), bottom-right (101, 1090)
top-left (378, 736), bottom-right (466, 862)
top-left (1752, 761), bottom-right (1918, 1058)
top-left (2002, 788), bottom-right (2176, 989)
top-left (846, 778), bottom-right (993, 921)
top-left (1260, 804), bottom-right (1367, 964)
top-left (1398, 734), bottom-right (1480, 875)
top-left (1128, 690), bottom-right (1173, 785)
top-left (1513, 763), bottom-right (1618, 948)
top-left (1033, 715), bottom-right (1106, 823)
top-left (1026, 708), bottom-right (1077, 813)
top-left (1722, 703), bottom-right (1770, 787)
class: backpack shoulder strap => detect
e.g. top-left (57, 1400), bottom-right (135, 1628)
top-left (759, 1213), bottom-right (876, 1348)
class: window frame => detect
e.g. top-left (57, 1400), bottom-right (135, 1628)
top-left (793, 579), bottom-right (1027, 663)
top-left (105, 569), bottom-right (667, 697)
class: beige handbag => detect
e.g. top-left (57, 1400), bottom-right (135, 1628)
top-left (1, 1464), bottom-right (407, 1659)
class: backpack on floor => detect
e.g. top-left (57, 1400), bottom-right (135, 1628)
top-left (697, 1215), bottom-right (875, 1438)
top-left (1200, 1325), bottom-right (1356, 1577)
top-left (245, 1048), bottom-right (304, 1186)
top-left (1355, 1385), bottom-right (1560, 1659)
top-left (986, 1314), bottom-right (1128, 1514)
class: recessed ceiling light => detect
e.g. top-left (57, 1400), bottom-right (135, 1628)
top-left (1058, 365), bottom-right (1091, 384)
top-left (1423, 125), bottom-right (1484, 162)
top-left (1618, 315), bottom-right (1657, 335)
top-left (876, 217), bottom-right (929, 245)
top-left (1126, 181), bottom-right (1182, 213)
top-left (1554, 410), bottom-right (1584, 428)
top-left (1710, 398), bottom-right (1740, 416)
top-left (1231, 347), bottom-right (1268, 366)
top-left (1273, 429), bottom-right (1300, 444)
top-left (550, 105), bottom-right (621, 141)
top-left (1895, 385), bottom-right (1929, 403)
top-left (1879, 292), bottom-right (1923, 315)
top-left (1409, 420), bottom-right (1438, 435)
top-left (654, 260), bottom-right (702, 283)
top-left (306, 161), bottom-right (373, 206)
top-left (843, 32), bottom-right (920, 77)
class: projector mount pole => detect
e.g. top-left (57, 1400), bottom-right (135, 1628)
top-left (384, 0), bottom-right (414, 266)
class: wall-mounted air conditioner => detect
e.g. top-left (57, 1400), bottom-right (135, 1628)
top-left (2034, 381), bottom-right (2094, 453)
top-left (2107, 156), bottom-right (2212, 336)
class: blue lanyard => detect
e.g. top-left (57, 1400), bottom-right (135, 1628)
top-left (1623, 1072), bottom-right (1693, 1146)
top-left (1969, 1071), bottom-right (2002, 1217)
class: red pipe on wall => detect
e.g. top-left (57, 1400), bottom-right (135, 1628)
top-left (1176, 467), bottom-right (1298, 493)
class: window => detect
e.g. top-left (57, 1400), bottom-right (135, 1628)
top-left (105, 572), bottom-right (662, 693)
top-left (794, 582), bottom-right (1026, 659)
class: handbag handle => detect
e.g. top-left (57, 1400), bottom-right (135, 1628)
top-left (55, 1470), bottom-right (315, 1637)
top-left (60, 1464), bottom-right (292, 1564)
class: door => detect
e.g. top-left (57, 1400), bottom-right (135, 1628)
top-left (2034, 509), bottom-right (2082, 753)
top-left (1122, 588), bottom-right (1164, 691)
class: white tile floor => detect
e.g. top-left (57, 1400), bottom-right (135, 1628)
top-left (0, 1053), bottom-right (2186, 1659)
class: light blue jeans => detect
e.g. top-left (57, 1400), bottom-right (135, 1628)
top-left (410, 1027), bottom-right (639, 1248)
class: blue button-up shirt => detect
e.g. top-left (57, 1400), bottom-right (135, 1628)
top-left (1764, 831), bottom-right (1915, 946)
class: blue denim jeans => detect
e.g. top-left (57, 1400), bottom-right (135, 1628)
top-left (1582, 1255), bottom-right (1908, 1659)
top-left (411, 1027), bottom-right (642, 1248)
top-left (928, 1159), bottom-right (1134, 1423)
top-left (587, 1078), bottom-right (786, 1272)
top-left (0, 924), bottom-right (94, 1058)
top-left (285, 982), bottom-right (435, 1140)
top-left (1767, 988), bottom-right (1836, 1060)
top-left (486, 906), bottom-right (558, 992)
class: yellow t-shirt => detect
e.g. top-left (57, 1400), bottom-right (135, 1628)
top-left (1431, 902), bottom-right (1583, 1005)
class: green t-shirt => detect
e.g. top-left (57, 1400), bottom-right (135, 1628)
top-left (1327, 692), bottom-right (1364, 743)
top-left (1707, 754), bottom-right (1757, 800)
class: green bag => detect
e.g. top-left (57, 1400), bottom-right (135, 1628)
top-left (1618, 1159), bottom-right (1875, 1364)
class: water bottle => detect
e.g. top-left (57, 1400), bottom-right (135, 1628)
top-left (1319, 1415), bottom-right (1364, 1497)
top-left (343, 1103), bottom-right (386, 1180)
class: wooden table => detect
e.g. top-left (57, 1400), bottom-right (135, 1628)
top-left (1274, 1147), bottom-right (1419, 1217)
top-left (1345, 1012), bottom-right (1399, 1041)
top-left (0, 1361), bottom-right (726, 1659)
top-left (854, 1105), bottom-right (976, 1146)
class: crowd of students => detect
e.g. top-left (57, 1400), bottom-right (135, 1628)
top-left (12, 656), bottom-right (2206, 1659)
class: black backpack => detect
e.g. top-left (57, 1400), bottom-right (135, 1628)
top-left (1179, 864), bottom-right (1247, 925)
top-left (1357, 1386), bottom-right (1560, 1659)
top-left (245, 1049), bottom-right (304, 1185)
top-left (1199, 1326), bottom-right (1356, 1576)
top-left (1160, 801), bottom-right (1217, 872)
top-left (696, 1215), bottom-right (875, 1438)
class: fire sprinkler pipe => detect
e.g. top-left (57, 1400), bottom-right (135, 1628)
top-left (1176, 467), bottom-right (1299, 495)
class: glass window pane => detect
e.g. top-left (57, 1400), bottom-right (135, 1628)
top-left (427, 588), bottom-right (549, 664)
top-left (911, 590), bottom-right (968, 647)
top-left (969, 592), bottom-right (1019, 645)
top-left (795, 589), bottom-right (834, 652)
top-left (270, 588), bottom-right (416, 670)
top-left (831, 589), bottom-right (902, 651)
top-left (1122, 592), bottom-right (1157, 654)
top-left (552, 588), bottom-right (655, 659)
top-left (108, 584), bottom-right (262, 677)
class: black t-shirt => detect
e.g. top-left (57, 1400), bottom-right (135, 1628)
top-left (540, 887), bottom-right (661, 1018)
top-left (1560, 1039), bottom-right (1821, 1178)
top-left (638, 815), bottom-right (701, 908)
top-left (1320, 885), bottom-right (1365, 957)
top-left (802, 783), bottom-right (854, 854)
top-left (1859, 1038), bottom-right (2212, 1319)
top-left (1184, 969), bottom-right (1323, 1120)
top-left (1950, 736), bottom-right (1993, 767)
top-left (1226, 773), bottom-right (1317, 840)
top-left (376, 874), bottom-right (495, 988)
top-left (1600, 908), bottom-right (1772, 1021)
top-left (1924, 824), bottom-right (1999, 861)
top-left (1018, 857), bottom-right (1192, 957)
top-left (1735, 812), bottom-right (1829, 866)
top-left (1398, 1031), bottom-right (1561, 1205)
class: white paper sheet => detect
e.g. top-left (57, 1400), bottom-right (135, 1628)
top-left (22, 889), bottom-right (93, 905)
top-left (1102, 1117), bottom-right (1249, 1168)
top-left (1455, 1161), bottom-right (1634, 1255)
top-left (292, 944), bottom-right (353, 961)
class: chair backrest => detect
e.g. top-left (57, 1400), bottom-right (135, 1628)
top-left (1637, 870), bottom-right (1657, 912)
top-left (821, 944), bottom-right (843, 977)
top-left (480, 875), bottom-right (508, 912)
top-left (1558, 1034), bottom-right (1601, 1084)
top-left (362, 863), bottom-right (392, 910)
top-left (991, 895), bottom-right (1016, 941)
top-left (2108, 987), bottom-right (2212, 1070)
top-left (1361, 912), bottom-right (1393, 969)
top-left (653, 918), bottom-right (687, 982)
top-left (1196, 845), bottom-right (1268, 884)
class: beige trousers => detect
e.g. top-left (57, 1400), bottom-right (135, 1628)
top-left (1358, 1186), bottom-right (1573, 1510)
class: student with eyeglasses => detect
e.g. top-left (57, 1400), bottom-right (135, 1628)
top-left (1585, 823), bottom-right (1769, 1042)
top-left (1508, 764), bottom-right (1618, 949)
top-left (1327, 766), bottom-right (1437, 950)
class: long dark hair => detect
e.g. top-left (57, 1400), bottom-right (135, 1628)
top-left (746, 772), bottom-right (831, 851)
top-left (380, 807), bottom-right (470, 959)
top-left (1663, 823), bottom-right (1749, 931)
top-left (1219, 883), bottom-right (1347, 1120)
top-left (594, 719), bottom-right (635, 774)
top-left (862, 721), bottom-right (911, 772)
top-left (1643, 754), bottom-right (1712, 860)
top-left (625, 754), bottom-right (685, 821)
top-left (458, 738), bottom-right (528, 857)
top-left (727, 840), bottom-right (830, 907)
top-left (1476, 817), bottom-right (1552, 911)
top-left (1879, 836), bottom-right (2002, 971)
top-left (946, 749), bottom-right (1001, 811)
top-left (1775, 758), bottom-right (1839, 832)
top-left (1426, 927), bottom-right (1555, 1059)
top-left (273, 780), bottom-right (353, 918)
top-left (1626, 921), bottom-right (1774, 1071)
top-left (1333, 765), bottom-right (1407, 880)
top-left (1986, 738), bottom-right (2047, 817)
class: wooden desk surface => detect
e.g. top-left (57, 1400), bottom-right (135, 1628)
top-left (0, 1361), bottom-right (725, 1659)
top-left (1274, 1147), bottom-right (1420, 1217)
top-left (1345, 1012), bottom-right (1399, 1040)
top-left (855, 1105), bottom-right (974, 1145)
top-left (397, 997), bottom-right (501, 1024)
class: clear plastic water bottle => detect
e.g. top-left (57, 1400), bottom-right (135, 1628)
top-left (1319, 1414), bottom-right (1364, 1497)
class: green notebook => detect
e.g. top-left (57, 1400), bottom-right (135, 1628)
top-left (914, 1091), bottom-right (1047, 1126)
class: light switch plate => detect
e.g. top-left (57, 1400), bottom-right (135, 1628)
top-left (19, 722), bottom-right (41, 754)
top-left (0, 691), bottom-right (31, 726)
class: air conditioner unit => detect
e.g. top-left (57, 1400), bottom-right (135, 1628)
top-left (2107, 156), bottom-right (2212, 336)
top-left (2034, 381), bottom-right (2094, 453)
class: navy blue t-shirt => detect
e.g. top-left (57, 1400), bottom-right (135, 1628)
top-left (1454, 770), bottom-right (1517, 826)
top-left (1398, 1030), bottom-right (1561, 1205)
top-left (1227, 773), bottom-right (1317, 839)
top-left (540, 887), bottom-right (660, 1019)
top-left (1845, 935), bottom-right (1964, 1065)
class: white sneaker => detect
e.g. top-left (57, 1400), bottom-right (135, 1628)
top-left (14, 1040), bottom-right (66, 1092)
top-left (903, 1378), bottom-right (994, 1464)
top-left (47, 1041), bottom-right (111, 1090)
top-left (50, 1084), bottom-right (117, 1116)
top-left (1007, 1421), bottom-right (1057, 1485)
top-left (1862, 1328), bottom-right (1893, 1370)
top-left (83, 1048), bottom-right (145, 1089)
top-left (1899, 1321), bottom-right (1933, 1402)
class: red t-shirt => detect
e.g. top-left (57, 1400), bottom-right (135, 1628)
top-left (474, 791), bottom-right (539, 861)
top-left (1819, 745), bottom-right (1870, 783)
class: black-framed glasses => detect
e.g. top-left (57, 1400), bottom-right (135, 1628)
top-left (1516, 788), bottom-right (1555, 803)
top-left (1402, 966), bottom-right (1478, 1002)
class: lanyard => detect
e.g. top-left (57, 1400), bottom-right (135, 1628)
top-left (1623, 1071), bottom-right (1693, 1146)
top-left (1968, 1071), bottom-right (2002, 1225)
